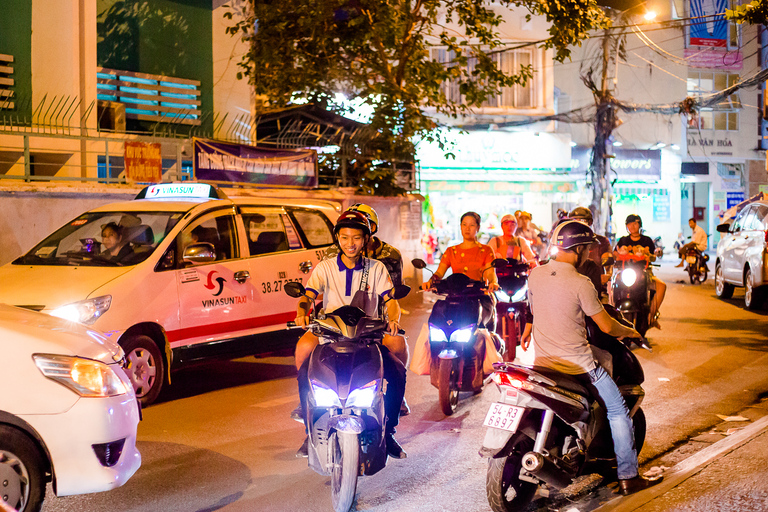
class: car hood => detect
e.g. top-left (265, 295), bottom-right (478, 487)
top-left (0, 264), bottom-right (134, 311)
top-left (0, 304), bottom-right (123, 363)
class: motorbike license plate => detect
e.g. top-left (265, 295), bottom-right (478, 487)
top-left (686, 256), bottom-right (697, 264)
top-left (483, 403), bottom-right (524, 432)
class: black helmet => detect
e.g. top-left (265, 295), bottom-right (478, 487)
top-left (333, 210), bottom-right (372, 237)
top-left (551, 220), bottom-right (597, 250)
top-left (625, 214), bottom-right (642, 227)
top-left (569, 206), bottom-right (593, 225)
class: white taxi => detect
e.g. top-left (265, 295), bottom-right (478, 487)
top-left (0, 304), bottom-right (140, 512)
top-left (0, 183), bottom-right (340, 405)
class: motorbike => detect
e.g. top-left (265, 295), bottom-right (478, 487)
top-left (412, 258), bottom-right (505, 415)
top-left (684, 247), bottom-right (709, 284)
top-left (610, 254), bottom-right (654, 339)
top-left (652, 236), bottom-right (664, 259)
top-left (480, 314), bottom-right (647, 512)
top-left (283, 282), bottom-right (409, 512)
top-left (493, 259), bottom-right (531, 362)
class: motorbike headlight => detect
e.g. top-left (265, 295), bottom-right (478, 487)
top-left (346, 380), bottom-right (378, 408)
top-left (429, 326), bottom-right (448, 342)
top-left (50, 295), bottom-right (112, 325)
top-left (621, 268), bottom-right (637, 287)
top-left (450, 325), bottom-right (475, 342)
top-left (33, 354), bottom-right (129, 397)
top-left (311, 382), bottom-right (342, 408)
top-left (510, 284), bottom-right (528, 303)
top-left (494, 289), bottom-right (511, 302)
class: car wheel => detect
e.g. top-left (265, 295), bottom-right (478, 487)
top-left (0, 426), bottom-right (46, 512)
top-left (715, 263), bottom-right (734, 299)
top-left (121, 335), bottom-right (165, 406)
top-left (744, 268), bottom-right (765, 311)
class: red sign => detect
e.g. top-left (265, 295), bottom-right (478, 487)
top-left (124, 142), bottom-right (162, 183)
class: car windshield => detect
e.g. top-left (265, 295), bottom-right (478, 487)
top-left (14, 211), bottom-right (183, 267)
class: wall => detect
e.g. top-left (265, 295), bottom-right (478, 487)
top-left (0, 0), bottom-right (33, 119)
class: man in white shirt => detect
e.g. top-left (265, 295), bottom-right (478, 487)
top-left (676, 218), bottom-right (708, 267)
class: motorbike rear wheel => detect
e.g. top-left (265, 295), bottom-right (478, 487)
top-left (438, 358), bottom-right (459, 416)
top-left (486, 434), bottom-right (537, 512)
top-left (633, 408), bottom-right (647, 454)
top-left (688, 265), bottom-right (696, 285)
top-left (330, 432), bottom-right (360, 512)
top-left (698, 266), bottom-right (708, 284)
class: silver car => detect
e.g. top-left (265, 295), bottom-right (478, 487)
top-left (715, 200), bottom-right (768, 309)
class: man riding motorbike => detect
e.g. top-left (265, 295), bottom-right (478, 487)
top-left (675, 217), bottom-right (708, 268)
top-left (293, 210), bottom-right (408, 459)
top-left (516, 211), bottom-right (546, 259)
top-left (614, 214), bottom-right (667, 330)
top-left (525, 220), bottom-right (663, 495)
top-left (488, 213), bottom-right (537, 265)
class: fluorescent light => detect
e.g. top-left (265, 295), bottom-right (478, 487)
top-left (670, 144), bottom-right (680, 150)
top-left (613, 141), bottom-right (623, 147)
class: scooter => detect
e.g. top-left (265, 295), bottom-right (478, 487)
top-left (284, 282), bottom-right (409, 512)
top-left (493, 259), bottom-right (530, 362)
top-left (652, 236), bottom-right (664, 259)
top-left (412, 258), bottom-right (505, 415)
top-left (480, 319), bottom-right (647, 512)
top-left (610, 254), bottom-right (653, 339)
top-left (684, 247), bottom-right (709, 284)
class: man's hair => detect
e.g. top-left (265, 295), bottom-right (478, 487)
top-left (689, 217), bottom-right (696, 223)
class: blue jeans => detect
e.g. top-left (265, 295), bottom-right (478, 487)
top-left (588, 365), bottom-right (639, 480)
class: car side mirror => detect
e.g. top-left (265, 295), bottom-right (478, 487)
top-left (182, 242), bottom-right (216, 264)
top-left (284, 281), bottom-right (306, 298)
top-left (411, 258), bottom-right (427, 269)
top-left (716, 223), bottom-right (730, 233)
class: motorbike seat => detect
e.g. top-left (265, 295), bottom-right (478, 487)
top-left (531, 366), bottom-right (591, 399)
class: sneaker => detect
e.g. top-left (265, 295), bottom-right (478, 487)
top-left (618, 475), bottom-right (663, 496)
top-left (296, 436), bottom-right (309, 458)
top-left (385, 433), bottom-right (407, 459)
top-left (400, 397), bottom-right (411, 417)
top-left (290, 404), bottom-right (304, 423)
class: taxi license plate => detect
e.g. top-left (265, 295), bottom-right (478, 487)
top-left (483, 403), bottom-right (524, 432)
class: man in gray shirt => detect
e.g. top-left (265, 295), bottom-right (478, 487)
top-left (526, 220), bottom-right (663, 496)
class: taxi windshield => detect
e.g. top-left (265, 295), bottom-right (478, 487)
top-left (14, 211), bottom-right (182, 267)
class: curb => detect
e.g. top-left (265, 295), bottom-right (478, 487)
top-left (593, 414), bottom-right (768, 511)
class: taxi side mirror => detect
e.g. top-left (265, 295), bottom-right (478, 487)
top-left (716, 223), bottom-right (731, 233)
top-left (182, 243), bottom-right (216, 264)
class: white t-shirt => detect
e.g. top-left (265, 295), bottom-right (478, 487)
top-left (306, 254), bottom-right (394, 314)
top-left (692, 224), bottom-right (708, 251)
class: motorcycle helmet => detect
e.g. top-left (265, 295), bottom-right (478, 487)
top-left (333, 210), bottom-right (372, 238)
top-left (550, 220), bottom-right (597, 251)
top-left (346, 203), bottom-right (379, 234)
top-left (569, 206), bottom-right (594, 226)
top-left (625, 214), bottom-right (643, 227)
top-left (500, 214), bottom-right (516, 224)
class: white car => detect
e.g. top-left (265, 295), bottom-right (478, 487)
top-left (0, 183), bottom-right (340, 405)
top-left (0, 304), bottom-right (140, 512)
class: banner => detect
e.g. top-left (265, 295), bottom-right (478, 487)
top-left (194, 139), bottom-right (318, 188)
top-left (689, 0), bottom-right (728, 47)
top-left (124, 142), bottom-right (162, 183)
top-left (571, 147), bottom-right (661, 180)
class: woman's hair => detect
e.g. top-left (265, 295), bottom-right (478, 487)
top-left (460, 211), bottom-right (481, 226)
top-left (101, 222), bottom-right (122, 237)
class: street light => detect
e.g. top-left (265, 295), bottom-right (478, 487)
top-left (643, 11), bottom-right (657, 21)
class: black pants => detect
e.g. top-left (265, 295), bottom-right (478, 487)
top-left (297, 344), bottom-right (406, 434)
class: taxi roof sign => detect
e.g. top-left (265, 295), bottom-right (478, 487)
top-left (135, 183), bottom-right (228, 200)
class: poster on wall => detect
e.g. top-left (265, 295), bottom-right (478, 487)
top-left (727, 191), bottom-right (745, 208)
top-left (124, 142), bottom-right (162, 183)
top-left (194, 139), bottom-right (318, 188)
top-left (689, 0), bottom-right (728, 47)
top-left (653, 194), bottom-right (671, 222)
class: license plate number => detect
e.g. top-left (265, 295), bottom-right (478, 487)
top-left (483, 403), bottom-right (524, 432)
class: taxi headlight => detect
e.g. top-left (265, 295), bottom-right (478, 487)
top-left (33, 354), bottom-right (129, 397)
top-left (621, 268), bottom-right (638, 287)
top-left (429, 326), bottom-right (448, 342)
top-left (346, 380), bottom-right (378, 408)
top-left (311, 382), bottom-right (342, 408)
top-left (450, 325), bottom-right (475, 342)
top-left (50, 295), bottom-right (112, 325)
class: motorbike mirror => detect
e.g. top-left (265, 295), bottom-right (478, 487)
top-left (491, 258), bottom-right (509, 268)
top-left (284, 281), bottom-right (306, 298)
top-left (602, 256), bottom-right (615, 267)
top-left (411, 258), bottom-right (427, 269)
top-left (391, 285), bottom-right (411, 300)
top-left (716, 223), bottom-right (730, 233)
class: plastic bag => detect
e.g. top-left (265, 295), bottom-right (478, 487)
top-left (409, 324), bottom-right (431, 375)
top-left (481, 329), bottom-right (503, 375)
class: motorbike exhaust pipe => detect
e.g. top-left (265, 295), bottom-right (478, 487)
top-left (521, 452), bottom-right (572, 489)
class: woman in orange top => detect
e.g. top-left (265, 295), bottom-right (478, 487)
top-left (488, 214), bottom-right (537, 266)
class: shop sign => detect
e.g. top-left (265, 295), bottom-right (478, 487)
top-left (194, 138), bottom-right (318, 188)
top-left (124, 141), bottom-right (162, 183)
top-left (687, 136), bottom-right (733, 150)
top-left (571, 147), bottom-right (661, 179)
top-left (653, 194), bottom-right (671, 222)
top-left (727, 192), bottom-right (745, 208)
top-left (425, 180), bottom-right (575, 194)
top-left (689, 0), bottom-right (728, 47)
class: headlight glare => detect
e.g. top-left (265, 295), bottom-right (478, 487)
top-left (450, 325), bottom-right (475, 342)
top-left (494, 289), bottom-right (511, 302)
top-left (621, 268), bottom-right (638, 286)
top-left (50, 295), bottom-right (112, 325)
top-left (346, 380), bottom-right (378, 408)
top-left (312, 382), bottom-right (342, 408)
top-left (33, 354), bottom-right (128, 397)
top-left (510, 284), bottom-right (528, 303)
top-left (429, 326), bottom-right (448, 342)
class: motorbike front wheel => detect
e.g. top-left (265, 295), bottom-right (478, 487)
top-left (633, 408), bottom-right (647, 454)
top-left (438, 357), bottom-right (459, 416)
top-left (486, 434), bottom-right (537, 512)
top-left (330, 431), bottom-right (360, 512)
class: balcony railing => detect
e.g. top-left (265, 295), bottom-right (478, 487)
top-left (96, 67), bottom-right (201, 126)
top-left (0, 54), bottom-right (13, 110)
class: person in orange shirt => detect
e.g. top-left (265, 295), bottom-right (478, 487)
top-left (424, 211), bottom-right (499, 329)
top-left (488, 214), bottom-right (537, 265)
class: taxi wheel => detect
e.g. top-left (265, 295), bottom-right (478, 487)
top-left (0, 426), bottom-right (46, 512)
top-left (122, 335), bottom-right (165, 406)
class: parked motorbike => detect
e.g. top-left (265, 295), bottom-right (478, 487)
top-left (480, 316), bottom-right (647, 512)
top-left (653, 236), bottom-right (664, 259)
top-left (412, 258), bottom-right (504, 415)
top-left (284, 282), bottom-right (409, 512)
top-left (493, 259), bottom-right (530, 362)
top-left (684, 247), bottom-right (709, 284)
top-left (610, 254), bottom-right (653, 339)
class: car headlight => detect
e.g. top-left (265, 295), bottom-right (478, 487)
top-left (494, 289), bottom-right (511, 302)
top-left (620, 268), bottom-right (637, 286)
top-left (49, 295), bottom-right (112, 325)
top-left (33, 354), bottom-right (129, 397)
top-left (346, 380), bottom-right (378, 408)
top-left (429, 326), bottom-right (448, 342)
top-left (510, 284), bottom-right (528, 303)
top-left (450, 325), bottom-right (475, 342)
top-left (311, 382), bottom-right (342, 408)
